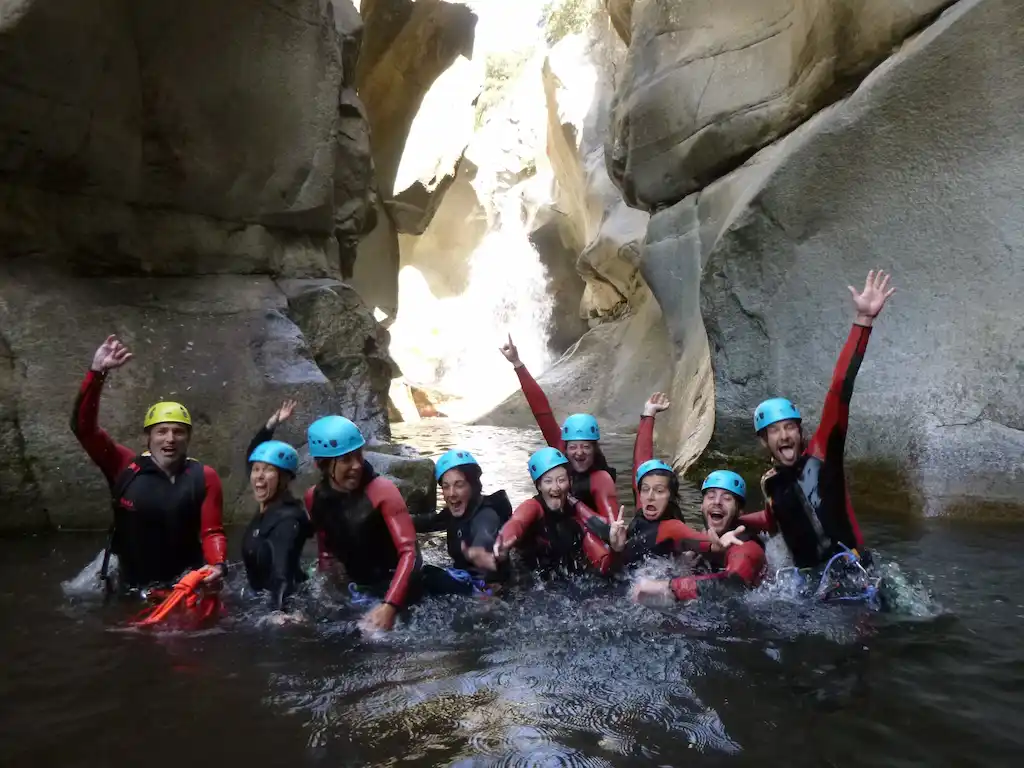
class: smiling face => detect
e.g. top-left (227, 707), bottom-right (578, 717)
top-left (146, 423), bottom-right (190, 472)
top-left (441, 468), bottom-right (474, 517)
top-left (638, 472), bottom-right (673, 521)
top-left (537, 466), bottom-right (570, 510)
top-left (250, 461), bottom-right (282, 505)
top-left (761, 419), bottom-right (804, 467)
top-left (324, 449), bottom-right (364, 492)
top-left (564, 441), bottom-right (595, 474)
top-left (701, 488), bottom-right (742, 535)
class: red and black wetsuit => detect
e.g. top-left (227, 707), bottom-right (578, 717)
top-left (304, 465), bottom-right (422, 609)
top-left (497, 496), bottom-right (615, 575)
top-left (630, 412), bottom-right (765, 596)
top-left (70, 370), bottom-right (227, 588)
top-left (515, 366), bottom-right (619, 521)
top-left (241, 426), bottom-right (312, 610)
top-left (740, 323), bottom-right (870, 568)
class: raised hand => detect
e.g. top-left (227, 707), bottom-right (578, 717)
top-left (267, 399), bottom-right (298, 430)
top-left (609, 505), bottom-right (628, 552)
top-left (498, 334), bottom-right (523, 368)
top-left (91, 335), bottom-right (133, 373)
top-left (643, 392), bottom-right (670, 417)
top-left (849, 269), bottom-right (896, 325)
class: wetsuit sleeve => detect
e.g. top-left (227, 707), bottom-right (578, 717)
top-left (265, 518), bottom-right (305, 610)
top-left (572, 500), bottom-right (616, 575)
top-left (200, 466), bottom-right (227, 566)
top-left (655, 519), bottom-right (713, 553)
top-left (368, 479), bottom-right (421, 609)
top-left (245, 424), bottom-right (275, 468)
top-left (669, 540), bottom-right (766, 601)
top-left (413, 508), bottom-right (450, 533)
top-left (515, 365), bottom-right (562, 447)
top-left (70, 369), bottom-right (136, 484)
top-left (634, 415), bottom-right (655, 482)
top-left (469, 508), bottom-right (502, 550)
top-left (588, 470), bottom-right (619, 522)
top-left (738, 508), bottom-right (775, 534)
top-left (807, 323), bottom-right (872, 461)
top-left (805, 323), bottom-right (871, 549)
top-left (305, 487), bottom-right (335, 572)
top-left (497, 499), bottom-right (543, 545)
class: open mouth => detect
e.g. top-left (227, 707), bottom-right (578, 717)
top-left (706, 509), bottom-right (726, 525)
top-left (777, 444), bottom-right (797, 461)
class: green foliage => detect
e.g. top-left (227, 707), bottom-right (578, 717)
top-left (539, 0), bottom-right (592, 46)
top-left (475, 48), bottom-right (532, 129)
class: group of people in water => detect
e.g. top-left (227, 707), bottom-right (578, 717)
top-left (72, 270), bottom-right (896, 631)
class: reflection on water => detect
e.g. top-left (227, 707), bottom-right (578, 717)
top-left (2, 422), bottom-right (1023, 766)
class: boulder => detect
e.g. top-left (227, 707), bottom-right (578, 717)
top-left (364, 450), bottom-right (437, 518)
top-left (603, 0), bottom-right (635, 44)
top-left (607, 0), bottom-right (952, 209)
top-left (690, 0), bottom-right (1024, 512)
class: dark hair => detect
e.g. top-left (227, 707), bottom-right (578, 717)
top-left (636, 469), bottom-right (683, 521)
top-left (442, 464), bottom-right (483, 498)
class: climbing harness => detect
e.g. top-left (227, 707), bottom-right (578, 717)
top-left (775, 544), bottom-right (881, 608)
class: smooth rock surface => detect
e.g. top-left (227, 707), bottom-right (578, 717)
top-left (607, 0), bottom-right (952, 209)
top-left (694, 0), bottom-right (1024, 511)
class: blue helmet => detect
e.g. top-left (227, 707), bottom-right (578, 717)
top-left (528, 446), bottom-right (570, 483)
top-left (701, 470), bottom-right (746, 501)
top-left (249, 440), bottom-right (299, 474)
top-left (435, 449), bottom-right (480, 484)
top-left (561, 413), bottom-right (600, 442)
top-left (753, 398), bottom-right (802, 432)
top-left (307, 415), bottom-right (365, 458)
top-left (635, 459), bottom-right (675, 487)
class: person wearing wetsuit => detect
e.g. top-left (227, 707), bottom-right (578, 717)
top-left (304, 414), bottom-right (421, 632)
top-left (71, 335), bottom-right (227, 592)
top-left (739, 270), bottom-right (896, 569)
top-left (241, 399), bottom-right (312, 612)
top-left (631, 469), bottom-right (766, 603)
top-left (493, 447), bottom-right (615, 576)
top-left (499, 335), bottom-right (619, 522)
top-left (415, 449), bottom-right (512, 595)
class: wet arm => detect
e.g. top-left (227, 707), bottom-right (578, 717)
top-left (588, 470), bottom-right (619, 522)
top-left (265, 518), bottom-right (306, 610)
top-left (69, 370), bottom-right (135, 484)
top-left (497, 499), bottom-right (543, 547)
top-left (200, 467), bottom-right (228, 567)
top-left (572, 500), bottom-right (616, 575)
top-left (372, 480), bottom-right (423, 609)
top-left (305, 488), bottom-right (336, 572)
top-left (738, 508), bottom-right (775, 534)
top-left (807, 323), bottom-right (872, 461)
top-left (633, 415), bottom-right (655, 481)
top-left (469, 508), bottom-right (502, 551)
top-left (245, 424), bottom-right (276, 469)
top-left (515, 366), bottom-right (562, 447)
top-left (669, 541), bottom-right (766, 600)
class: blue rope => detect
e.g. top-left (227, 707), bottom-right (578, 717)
top-left (348, 582), bottom-right (377, 606)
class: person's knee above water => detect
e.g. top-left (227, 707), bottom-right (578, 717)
top-left (417, 449), bottom-right (512, 595)
top-left (739, 270), bottom-right (897, 569)
top-left (241, 399), bottom-right (312, 612)
top-left (304, 414), bottom-right (421, 632)
top-left (632, 470), bottom-right (766, 603)
top-left (71, 335), bottom-right (227, 590)
top-left (499, 335), bottom-right (619, 522)
top-left (492, 447), bottom-right (615, 575)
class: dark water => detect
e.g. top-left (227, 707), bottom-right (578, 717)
top-left (2, 421), bottom-right (1024, 767)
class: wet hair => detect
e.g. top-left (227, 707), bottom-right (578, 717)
top-left (637, 469), bottom-right (683, 521)
top-left (442, 464), bottom-right (483, 498)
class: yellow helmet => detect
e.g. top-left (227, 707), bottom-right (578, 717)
top-left (143, 401), bottom-right (192, 429)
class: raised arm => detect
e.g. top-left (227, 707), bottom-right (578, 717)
top-left (500, 334), bottom-right (561, 447)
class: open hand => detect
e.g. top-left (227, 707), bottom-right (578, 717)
top-left (267, 399), bottom-right (298, 430)
top-left (708, 525), bottom-right (746, 553)
top-left (493, 535), bottom-right (517, 561)
top-left (631, 578), bottom-right (672, 602)
top-left (359, 602), bottom-right (397, 632)
top-left (202, 563), bottom-right (227, 584)
top-left (609, 505), bottom-right (628, 552)
top-left (498, 334), bottom-right (523, 368)
top-left (463, 542), bottom-right (498, 573)
top-left (91, 335), bottom-right (133, 373)
top-left (849, 269), bottom-right (896, 325)
top-left (643, 392), bottom-right (670, 417)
